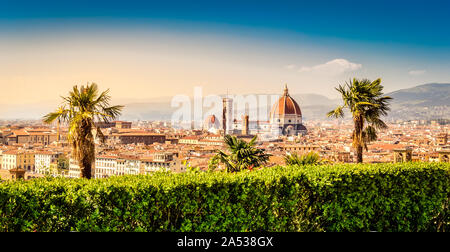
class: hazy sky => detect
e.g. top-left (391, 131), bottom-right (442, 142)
top-left (1, 0), bottom-right (450, 105)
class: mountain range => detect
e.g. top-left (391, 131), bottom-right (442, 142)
top-left (0, 83), bottom-right (449, 121)
top-left (383, 83), bottom-right (450, 121)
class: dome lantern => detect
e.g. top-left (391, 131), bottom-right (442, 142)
top-left (283, 83), bottom-right (289, 96)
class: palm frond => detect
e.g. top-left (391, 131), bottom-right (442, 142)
top-left (212, 135), bottom-right (270, 172)
top-left (43, 83), bottom-right (123, 178)
top-left (327, 105), bottom-right (345, 118)
top-left (328, 77), bottom-right (392, 162)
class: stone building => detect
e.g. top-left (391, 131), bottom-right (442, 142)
top-left (393, 148), bottom-right (413, 163)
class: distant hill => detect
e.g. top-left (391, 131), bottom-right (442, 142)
top-left (121, 102), bottom-right (175, 121)
top-left (385, 83), bottom-right (450, 120)
top-left (387, 83), bottom-right (450, 107)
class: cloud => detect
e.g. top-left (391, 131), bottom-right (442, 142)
top-left (285, 64), bottom-right (296, 70)
top-left (297, 59), bottom-right (362, 75)
top-left (408, 70), bottom-right (426, 76)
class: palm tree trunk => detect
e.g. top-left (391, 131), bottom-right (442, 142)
top-left (57, 119), bottom-right (60, 142)
top-left (77, 121), bottom-right (95, 179)
top-left (78, 155), bottom-right (93, 179)
top-left (354, 114), bottom-right (364, 163)
top-left (356, 145), bottom-right (363, 163)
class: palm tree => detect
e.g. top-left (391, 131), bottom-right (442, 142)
top-left (209, 135), bottom-right (271, 172)
top-left (43, 83), bottom-right (123, 178)
top-left (327, 78), bottom-right (392, 163)
top-left (284, 151), bottom-right (330, 166)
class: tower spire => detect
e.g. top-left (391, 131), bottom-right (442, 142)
top-left (283, 83), bottom-right (289, 96)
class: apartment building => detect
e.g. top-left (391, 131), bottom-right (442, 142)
top-left (282, 144), bottom-right (321, 154)
top-left (1, 129), bottom-right (57, 145)
top-left (96, 121), bottom-right (132, 129)
top-left (1, 150), bottom-right (35, 171)
top-left (141, 152), bottom-right (182, 173)
top-left (179, 135), bottom-right (223, 146)
top-left (67, 158), bottom-right (79, 178)
top-left (179, 136), bottom-right (200, 145)
top-left (94, 155), bottom-right (118, 178)
top-left (94, 155), bottom-right (142, 178)
top-left (116, 156), bottom-right (140, 176)
top-left (107, 132), bottom-right (166, 145)
top-left (34, 151), bottom-right (61, 175)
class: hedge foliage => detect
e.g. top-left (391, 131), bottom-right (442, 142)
top-left (0, 162), bottom-right (449, 232)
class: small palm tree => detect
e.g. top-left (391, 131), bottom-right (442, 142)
top-left (327, 78), bottom-right (392, 163)
top-left (210, 135), bottom-right (271, 172)
top-left (43, 83), bottom-right (123, 178)
top-left (284, 152), bottom-right (329, 166)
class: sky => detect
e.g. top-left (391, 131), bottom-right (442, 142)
top-left (1, 0), bottom-right (450, 106)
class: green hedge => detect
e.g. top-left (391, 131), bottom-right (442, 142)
top-left (0, 162), bottom-right (449, 232)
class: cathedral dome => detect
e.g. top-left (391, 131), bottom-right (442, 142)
top-left (270, 84), bottom-right (302, 119)
top-left (203, 114), bottom-right (221, 131)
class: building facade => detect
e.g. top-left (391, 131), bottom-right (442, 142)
top-left (141, 152), bottom-right (182, 173)
top-left (34, 151), bottom-right (60, 175)
top-left (1, 150), bottom-right (35, 171)
top-left (107, 132), bottom-right (166, 145)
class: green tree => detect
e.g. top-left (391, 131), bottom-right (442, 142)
top-left (43, 83), bottom-right (123, 178)
top-left (210, 135), bottom-right (271, 172)
top-left (57, 155), bottom-right (70, 170)
top-left (284, 151), bottom-right (330, 166)
top-left (327, 78), bottom-right (392, 163)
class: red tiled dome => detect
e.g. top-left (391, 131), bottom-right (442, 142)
top-left (270, 85), bottom-right (302, 117)
top-left (205, 115), bottom-right (218, 124)
top-left (203, 115), bottom-right (220, 130)
top-left (206, 115), bottom-right (216, 124)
